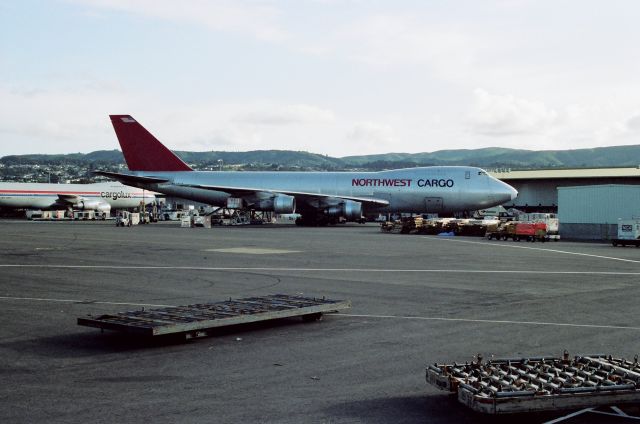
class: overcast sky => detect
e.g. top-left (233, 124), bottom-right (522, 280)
top-left (2, 0), bottom-right (640, 157)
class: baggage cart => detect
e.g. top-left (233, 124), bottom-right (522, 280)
top-left (426, 352), bottom-right (640, 414)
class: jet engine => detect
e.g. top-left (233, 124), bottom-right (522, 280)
top-left (76, 200), bottom-right (111, 213)
top-left (254, 195), bottom-right (296, 214)
top-left (325, 200), bottom-right (362, 221)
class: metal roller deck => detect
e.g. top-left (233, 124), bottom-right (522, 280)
top-left (426, 352), bottom-right (640, 414)
top-left (78, 294), bottom-right (351, 339)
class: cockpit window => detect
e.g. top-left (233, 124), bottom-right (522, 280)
top-left (478, 171), bottom-right (487, 176)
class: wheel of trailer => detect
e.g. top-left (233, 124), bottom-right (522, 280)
top-left (302, 313), bottom-right (323, 322)
top-left (612, 241), bottom-right (618, 247)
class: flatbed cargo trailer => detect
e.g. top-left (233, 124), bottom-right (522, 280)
top-left (426, 352), bottom-right (640, 414)
top-left (78, 294), bottom-right (351, 339)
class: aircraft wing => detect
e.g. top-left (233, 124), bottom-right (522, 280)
top-left (56, 194), bottom-right (81, 204)
top-left (179, 183), bottom-right (390, 208)
top-left (94, 171), bottom-right (169, 184)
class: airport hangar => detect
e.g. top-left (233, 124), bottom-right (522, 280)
top-left (490, 167), bottom-right (640, 240)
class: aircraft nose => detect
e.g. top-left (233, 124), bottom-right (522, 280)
top-left (495, 181), bottom-right (517, 203)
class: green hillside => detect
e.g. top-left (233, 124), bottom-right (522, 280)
top-left (2, 145), bottom-right (640, 170)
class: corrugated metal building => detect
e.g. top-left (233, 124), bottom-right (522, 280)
top-left (557, 184), bottom-right (640, 240)
top-left (490, 167), bottom-right (640, 211)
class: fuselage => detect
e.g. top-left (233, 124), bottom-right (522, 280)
top-left (127, 166), bottom-right (516, 213)
top-left (0, 182), bottom-right (156, 210)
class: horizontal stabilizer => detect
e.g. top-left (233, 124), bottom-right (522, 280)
top-left (94, 171), bottom-right (168, 185)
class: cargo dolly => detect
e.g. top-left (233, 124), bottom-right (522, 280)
top-left (426, 352), bottom-right (640, 414)
top-left (78, 294), bottom-right (351, 340)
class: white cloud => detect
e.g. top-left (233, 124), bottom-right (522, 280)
top-left (625, 113), bottom-right (640, 132)
top-left (468, 89), bottom-right (559, 136)
top-left (6, 2), bottom-right (640, 157)
top-left (0, 83), bottom-right (121, 150)
top-left (331, 14), bottom-right (478, 77)
top-left (69, 0), bottom-right (288, 42)
top-left (0, 81), bottom-right (346, 155)
top-left (346, 121), bottom-right (397, 151)
top-left (590, 111), bottom-right (640, 145)
top-left (233, 104), bottom-right (335, 126)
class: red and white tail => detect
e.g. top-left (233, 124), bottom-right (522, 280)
top-left (109, 115), bottom-right (193, 172)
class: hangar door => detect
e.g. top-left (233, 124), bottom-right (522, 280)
top-left (425, 197), bottom-right (443, 212)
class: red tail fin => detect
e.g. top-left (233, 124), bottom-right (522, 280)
top-left (109, 115), bottom-right (193, 171)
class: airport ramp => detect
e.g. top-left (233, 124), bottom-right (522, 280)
top-left (78, 294), bottom-right (350, 339)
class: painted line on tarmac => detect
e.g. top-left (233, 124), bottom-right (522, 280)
top-left (1, 264), bottom-right (640, 275)
top-left (3, 295), bottom-right (639, 332)
top-left (425, 237), bottom-right (640, 264)
top-left (334, 313), bottom-right (640, 331)
top-left (0, 296), bottom-right (173, 307)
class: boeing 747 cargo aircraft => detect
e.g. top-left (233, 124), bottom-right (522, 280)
top-left (0, 181), bottom-right (156, 215)
top-left (97, 115), bottom-right (517, 225)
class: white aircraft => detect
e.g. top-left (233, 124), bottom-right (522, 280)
top-left (97, 115), bottom-right (517, 225)
top-left (0, 181), bottom-right (157, 215)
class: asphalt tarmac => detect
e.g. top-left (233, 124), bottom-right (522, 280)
top-left (1, 219), bottom-right (640, 423)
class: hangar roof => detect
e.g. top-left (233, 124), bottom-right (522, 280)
top-left (488, 167), bottom-right (640, 180)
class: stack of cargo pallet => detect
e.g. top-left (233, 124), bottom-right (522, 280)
top-left (418, 219), bottom-right (444, 235)
top-left (380, 221), bottom-right (395, 232)
top-left (402, 216), bottom-right (424, 234)
top-left (380, 217), bottom-right (424, 234)
top-left (380, 220), bottom-right (403, 233)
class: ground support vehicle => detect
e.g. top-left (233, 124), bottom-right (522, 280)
top-left (138, 210), bottom-right (158, 224)
top-left (31, 210), bottom-right (69, 220)
top-left (512, 222), bottom-right (547, 242)
top-left (426, 352), bottom-right (640, 414)
top-left (612, 219), bottom-right (640, 247)
top-left (78, 294), bottom-right (351, 340)
top-left (73, 210), bottom-right (96, 220)
top-left (455, 219), bottom-right (499, 237)
top-left (519, 214), bottom-right (560, 241)
top-left (115, 211), bottom-right (140, 227)
top-left (486, 222), bottom-right (517, 240)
